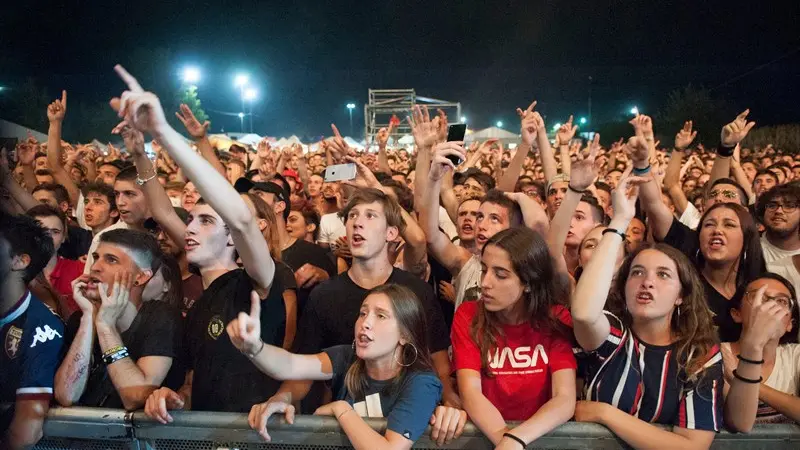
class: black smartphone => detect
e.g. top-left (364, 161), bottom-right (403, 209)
top-left (446, 123), bottom-right (467, 166)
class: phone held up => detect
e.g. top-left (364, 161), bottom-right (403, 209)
top-left (324, 163), bottom-right (357, 182)
top-left (446, 123), bottom-right (467, 166)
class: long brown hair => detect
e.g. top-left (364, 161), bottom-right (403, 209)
top-left (241, 192), bottom-right (281, 261)
top-left (470, 227), bottom-right (571, 373)
top-left (344, 284), bottom-right (433, 400)
top-left (612, 243), bottom-right (718, 379)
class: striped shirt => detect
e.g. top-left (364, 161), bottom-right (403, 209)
top-left (577, 311), bottom-right (724, 431)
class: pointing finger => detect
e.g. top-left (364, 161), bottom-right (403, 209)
top-left (737, 109), bottom-right (750, 121)
top-left (526, 100), bottom-right (537, 113)
top-left (61, 90), bottom-right (67, 107)
top-left (250, 290), bottom-right (261, 317)
top-left (114, 65), bottom-right (144, 93)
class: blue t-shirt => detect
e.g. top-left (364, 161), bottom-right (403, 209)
top-left (1, 292), bottom-right (65, 432)
top-left (324, 344), bottom-right (442, 442)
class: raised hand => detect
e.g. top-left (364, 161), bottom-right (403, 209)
top-left (257, 138), bottom-right (271, 160)
top-left (610, 166), bottom-right (648, 223)
top-left (175, 103), bottom-right (210, 139)
top-left (342, 155), bottom-right (380, 189)
top-left (629, 113), bottom-right (654, 140)
top-left (516, 100), bottom-right (540, 146)
top-left (16, 143), bottom-right (36, 166)
top-left (407, 105), bottom-right (441, 149)
top-left (376, 120), bottom-right (395, 147)
top-left (478, 138), bottom-right (498, 156)
top-left (570, 134), bottom-right (600, 191)
top-left (95, 272), bottom-right (134, 329)
top-left (674, 121), bottom-right (697, 150)
top-left (225, 290), bottom-right (263, 356)
top-left (429, 142), bottom-right (466, 181)
top-left (47, 90), bottom-right (67, 123)
top-left (328, 124), bottom-right (353, 163)
top-left (740, 284), bottom-right (790, 351)
top-left (249, 399), bottom-right (296, 441)
top-left (435, 109), bottom-right (449, 143)
top-left (626, 136), bottom-right (650, 165)
top-left (555, 115), bottom-right (578, 146)
top-left (109, 65), bottom-right (169, 135)
top-left (113, 122), bottom-right (146, 156)
top-left (721, 109), bottom-right (756, 147)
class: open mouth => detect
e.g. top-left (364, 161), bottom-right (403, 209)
top-left (185, 238), bottom-right (200, 251)
top-left (476, 233), bottom-right (488, 243)
top-left (86, 276), bottom-right (102, 291)
top-left (635, 291), bottom-right (654, 304)
top-left (461, 224), bottom-right (474, 233)
top-left (351, 234), bottom-right (365, 246)
top-left (355, 333), bottom-right (373, 347)
top-left (708, 237), bottom-right (724, 250)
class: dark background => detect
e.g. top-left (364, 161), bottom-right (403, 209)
top-left (1, 0), bottom-right (799, 142)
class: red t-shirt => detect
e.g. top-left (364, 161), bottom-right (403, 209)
top-left (49, 257), bottom-right (85, 320)
top-left (451, 301), bottom-right (576, 421)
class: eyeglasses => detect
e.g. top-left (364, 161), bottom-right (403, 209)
top-left (744, 290), bottom-right (795, 310)
top-left (766, 201), bottom-right (798, 213)
top-left (709, 189), bottom-right (739, 200)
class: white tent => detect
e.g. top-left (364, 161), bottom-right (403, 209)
top-left (397, 134), bottom-right (415, 145)
top-left (467, 127), bottom-right (520, 142)
top-left (0, 119), bottom-right (47, 142)
top-left (236, 133), bottom-right (264, 146)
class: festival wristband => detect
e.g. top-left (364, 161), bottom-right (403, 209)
top-left (632, 165), bottom-right (651, 176)
top-left (103, 347), bottom-right (130, 366)
top-left (102, 345), bottom-right (125, 359)
top-left (716, 145), bottom-right (735, 158)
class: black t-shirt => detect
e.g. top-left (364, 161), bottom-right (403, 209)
top-left (180, 274), bottom-right (204, 318)
top-left (64, 301), bottom-right (184, 408)
top-left (281, 239), bottom-right (337, 316)
top-left (661, 217), bottom-right (743, 342)
top-left (59, 225), bottom-right (92, 260)
top-left (295, 268), bottom-right (450, 355)
top-left (427, 255), bottom-right (455, 329)
top-left (184, 268), bottom-right (285, 412)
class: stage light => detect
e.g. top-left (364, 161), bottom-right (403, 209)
top-left (182, 67), bottom-right (201, 84)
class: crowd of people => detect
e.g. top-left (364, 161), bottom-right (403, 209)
top-left (1, 64), bottom-right (799, 450)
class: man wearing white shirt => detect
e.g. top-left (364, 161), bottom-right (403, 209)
top-left (757, 184), bottom-right (800, 265)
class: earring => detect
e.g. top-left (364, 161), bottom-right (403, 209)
top-left (352, 339), bottom-right (355, 351)
top-left (394, 343), bottom-right (418, 368)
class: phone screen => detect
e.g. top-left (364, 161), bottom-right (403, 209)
top-left (445, 124), bottom-right (467, 166)
top-left (324, 163), bottom-right (357, 182)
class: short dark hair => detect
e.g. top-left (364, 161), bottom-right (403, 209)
top-left (26, 204), bottom-right (68, 233)
top-left (115, 166), bottom-right (139, 183)
top-left (380, 179), bottom-right (414, 213)
top-left (99, 160), bottom-right (128, 172)
top-left (463, 168), bottom-right (495, 191)
top-left (82, 182), bottom-right (118, 211)
top-left (756, 183), bottom-right (800, 221)
top-left (594, 181), bottom-right (612, 196)
top-left (32, 183), bottom-right (70, 205)
top-left (580, 194), bottom-right (608, 225)
top-left (733, 272), bottom-right (799, 345)
top-left (709, 177), bottom-right (748, 206)
top-left (0, 214), bottom-right (54, 283)
top-left (482, 189), bottom-right (522, 228)
top-left (99, 229), bottom-right (162, 272)
top-left (300, 205), bottom-right (321, 241)
top-left (754, 169), bottom-right (779, 184)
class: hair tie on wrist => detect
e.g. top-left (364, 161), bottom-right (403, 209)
top-left (632, 165), bottom-right (651, 176)
top-left (733, 369), bottom-right (762, 384)
top-left (602, 228), bottom-right (627, 240)
top-left (737, 354), bottom-right (765, 365)
top-left (568, 185), bottom-right (586, 194)
top-left (502, 432), bottom-right (527, 448)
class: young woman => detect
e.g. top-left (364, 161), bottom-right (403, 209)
top-left (286, 207), bottom-right (320, 243)
top-left (571, 174), bottom-right (723, 450)
top-left (722, 273), bottom-right (800, 431)
top-left (637, 139), bottom-right (766, 342)
top-left (451, 227), bottom-right (576, 449)
top-left (142, 254), bottom-right (183, 310)
top-left (227, 284), bottom-right (449, 450)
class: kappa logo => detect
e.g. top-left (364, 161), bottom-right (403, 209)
top-left (30, 325), bottom-right (62, 348)
top-left (488, 344), bottom-right (549, 369)
top-left (5, 326), bottom-right (23, 359)
top-left (207, 315), bottom-right (225, 340)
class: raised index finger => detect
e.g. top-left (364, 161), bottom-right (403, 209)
top-left (736, 109), bottom-right (750, 121)
top-left (114, 64), bottom-right (144, 93)
top-left (250, 290), bottom-right (261, 317)
top-left (526, 100), bottom-right (537, 114)
top-left (61, 90), bottom-right (67, 107)
top-left (331, 123), bottom-right (343, 139)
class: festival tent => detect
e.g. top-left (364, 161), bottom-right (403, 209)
top-left (466, 126), bottom-right (520, 145)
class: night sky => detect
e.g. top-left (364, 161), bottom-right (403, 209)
top-left (2, 0), bottom-right (799, 140)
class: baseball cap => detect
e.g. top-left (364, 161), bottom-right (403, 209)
top-left (546, 173), bottom-right (571, 195)
top-left (282, 169), bottom-right (303, 191)
top-left (234, 177), bottom-right (287, 204)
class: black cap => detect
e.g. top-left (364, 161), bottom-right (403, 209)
top-left (143, 207), bottom-right (190, 231)
top-left (233, 177), bottom-right (287, 204)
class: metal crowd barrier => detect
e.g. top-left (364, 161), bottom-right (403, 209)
top-left (32, 407), bottom-right (800, 449)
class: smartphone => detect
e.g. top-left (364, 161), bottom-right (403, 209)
top-left (446, 123), bottom-right (467, 166)
top-left (324, 163), bottom-right (357, 182)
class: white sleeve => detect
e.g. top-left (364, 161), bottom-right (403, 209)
top-left (438, 206), bottom-right (458, 240)
top-left (678, 202), bottom-right (701, 230)
top-left (75, 192), bottom-right (90, 230)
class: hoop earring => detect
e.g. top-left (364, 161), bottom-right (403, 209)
top-left (695, 248), bottom-right (701, 261)
top-left (676, 306), bottom-right (681, 319)
top-left (394, 343), bottom-right (418, 368)
top-left (352, 340), bottom-right (355, 351)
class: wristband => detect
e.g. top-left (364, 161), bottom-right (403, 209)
top-left (568, 185), bottom-right (586, 194)
top-left (602, 228), bottom-right (627, 240)
top-left (502, 432), bottom-right (527, 449)
top-left (733, 369), bottom-right (762, 384)
top-left (716, 145), bottom-right (735, 158)
top-left (102, 345), bottom-right (125, 359)
top-left (103, 347), bottom-right (130, 366)
top-left (737, 354), bottom-right (765, 365)
top-left (243, 340), bottom-right (265, 359)
top-left (632, 165), bottom-right (651, 176)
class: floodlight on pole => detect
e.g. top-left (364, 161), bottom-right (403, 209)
top-left (243, 88), bottom-right (258, 102)
top-left (238, 112), bottom-right (245, 132)
top-left (182, 67), bottom-right (201, 84)
top-left (234, 74), bottom-right (249, 88)
top-left (496, 121), bottom-right (503, 128)
top-left (579, 117), bottom-right (587, 125)
top-left (460, 116), bottom-right (467, 123)
top-left (346, 103), bottom-right (356, 136)
top-left (630, 106), bottom-right (639, 115)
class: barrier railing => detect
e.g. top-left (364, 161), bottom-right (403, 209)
top-left (32, 407), bottom-right (800, 450)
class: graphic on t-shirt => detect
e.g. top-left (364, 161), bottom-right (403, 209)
top-left (352, 393), bottom-right (384, 418)
top-left (207, 315), bottom-right (225, 339)
top-left (488, 344), bottom-right (549, 374)
top-left (5, 326), bottom-right (23, 359)
top-left (30, 325), bottom-right (62, 348)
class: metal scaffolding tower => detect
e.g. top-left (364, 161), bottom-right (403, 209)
top-left (363, 89), bottom-right (461, 146)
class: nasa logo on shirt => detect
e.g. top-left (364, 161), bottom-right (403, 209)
top-left (5, 326), bottom-right (23, 359)
top-left (207, 315), bottom-right (225, 340)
